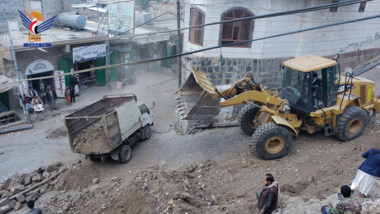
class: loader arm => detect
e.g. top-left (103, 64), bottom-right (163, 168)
top-left (220, 91), bottom-right (283, 107)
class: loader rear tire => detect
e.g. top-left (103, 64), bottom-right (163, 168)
top-left (252, 122), bottom-right (292, 160)
top-left (119, 145), bottom-right (132, 163)
top-left (238, 104), bottom-right (260, 135)
top-left (335, 105), bottom-right (368, 141)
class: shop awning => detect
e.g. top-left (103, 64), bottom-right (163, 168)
top-left (0, 74), bottom-right (16, 94)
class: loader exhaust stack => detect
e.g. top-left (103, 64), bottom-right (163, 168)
top-left (175, 67), bottom-right (221, 120)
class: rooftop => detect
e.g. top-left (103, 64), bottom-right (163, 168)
top-left (283, 55), bottom-right (337, 72)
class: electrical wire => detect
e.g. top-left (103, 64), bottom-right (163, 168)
top-left (4, 13), bottom-right (380, 85)
top-left (0, 0), bottom-right (371, 54)
top-left (0, 10), bottom-right (176, 72)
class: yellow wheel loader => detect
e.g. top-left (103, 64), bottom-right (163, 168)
top-left (175, 55), bottom-right (380, 160)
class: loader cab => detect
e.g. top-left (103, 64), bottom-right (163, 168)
top-left (281, 56), bottom-right (341, 114)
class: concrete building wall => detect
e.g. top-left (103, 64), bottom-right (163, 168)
top-left (148, 4), bottom-right (177, 20)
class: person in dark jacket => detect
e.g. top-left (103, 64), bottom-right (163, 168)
top-left (257, 174), bottom-right (279, 214)
top-left (45, 85), bottom-right (57, 111)
top-left (351, 148), bottom-right (380, 198)
top-left (70, 85), bottom-right (76, 103)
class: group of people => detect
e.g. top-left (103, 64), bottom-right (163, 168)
top-left (23, 79), bottom-right (58, 117)
top-left (256, 148), bottom-right (380, 214)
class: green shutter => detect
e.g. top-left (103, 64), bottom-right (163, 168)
top-left (110, 51), bottom-right (118, 81)
top-left (58, 58), bottom-right (74, 87)
top-left (166, 45), bottom-right (173, 68)
top-left (95, 58), bottom-right (106, 86)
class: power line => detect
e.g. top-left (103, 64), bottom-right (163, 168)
top-left (0, 0), bottom-right (371, 53)
top-left (0, 10), bottom-right (175, 72)
top-left (5, 13), bottom-right (380, 85)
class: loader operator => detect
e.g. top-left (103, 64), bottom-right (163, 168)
top-left (227, 74), bottom-right (255, 98)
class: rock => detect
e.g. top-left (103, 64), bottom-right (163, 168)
top-left (0, 205), bottom-right (11, 214)
top-left (236, 191), bottom-right (247, 198)
top-left (1, 192), bottom-right (13, 199)
top-left (6, 180), bottom-right (17, 190)
top-left (10, 185), bottom-right (25, 194)
top-left (37, 166), bottom-right (46, 173)
top-left (32, 174), bottom-right (42, 182)
top-left (22, 175), bottom-right (32, 186)
top-left (14, 202), bottom-right (22, 211)
top-left (78, 160), bottom-right (82, 164)
top-left (25, 194), bottom-right (38, 202)
top-left (159, 161), bottom-right (167, 168)
top-left (42, 172), bottom-right (50, 179)
top-left (111, 177), bottom-right (118, 182)
top-left (51, 161), bottom-right (62, 167)
top-left (0, 198), bottom-right (10, 207)
top-left (45, 165), bottom-right (59, 173)
top-left (62, 202), bottom-right (72, 211)
top-left (211, 194), bottom-right (219, 203)
top-left (9, 200), bottom-right (16, 208)
top-left (90, 185), bottom-right (99, 193)
top-left (135, 177), bottom-right (143, 182)
top-left (55, 180), bottom-right (65, 190)
top-left (174, 192), bottom-right (194, 204)
top-left (16, 194), bottom-right (25, 203)
top-left (0, 191), bottom-right (7, 198)
top-left (39, 186), bottom-right (48, 194)
top-left (93, 178), bottom-right (99, 184)
top-left (11, 174), bottom-right (22, 184)
top-left (168, 198), bottom-right (174, 205)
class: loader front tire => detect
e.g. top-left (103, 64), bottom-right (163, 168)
top-left (252, 122), bottom-right (292, 160)
top-left (238, 104), bottom-right (260, 135)
top-left (119, 145), bottom-right (132, 163)
top-left (335, 105), bottom-right (368, 141)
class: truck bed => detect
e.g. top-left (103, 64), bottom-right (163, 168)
top-left (64, 94), bottom-right (137, 154)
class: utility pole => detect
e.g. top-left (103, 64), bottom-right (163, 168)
top-left (2, 2), bottom-right (31, 124)
top-left (177, 0), bottom-right (182, 87)
top-left (106, 1), bottom-right (111, 90)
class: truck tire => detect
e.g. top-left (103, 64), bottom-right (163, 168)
top-left (335, 105), bottom-right (368, 141)
top-left (119, 145), bottom-right (132, 163)
top-left (252, 122), bottom-right (293, 160)
top-left (238, 104), bottom-right (260, 135)
top-left (143, 125), bottom-right (151, 140)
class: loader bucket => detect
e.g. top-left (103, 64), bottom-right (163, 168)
top-left (175, 67), bottom-right (221, 120)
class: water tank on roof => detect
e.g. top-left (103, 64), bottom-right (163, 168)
top-left (59, 13), bottom-right (86, 29)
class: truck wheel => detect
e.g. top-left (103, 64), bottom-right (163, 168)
top-left (119, 145), bottom-right (132, 163)
top-left (238, 104), bottom-right (260, 135)
top-left (335, 105), bottom-right (368, 141)
top-left (143, 125), bottom-right (151, 140)
top-left (252, 122), bottom-right (293, 160)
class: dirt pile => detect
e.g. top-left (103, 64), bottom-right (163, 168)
top-left (72, 121), bottom-right (108, 153)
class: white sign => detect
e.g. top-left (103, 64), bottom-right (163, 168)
top-left (8, 20), bottom-right (20, 40)
top-left (108, 0), bottom-right (135, 35)
top-left (54, 70), bottom-right (66, 98)
top-left (73, 44), bottom-right (107, 63)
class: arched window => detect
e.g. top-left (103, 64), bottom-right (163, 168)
top-left (189, 8), bottom-right (204, 46)
top-left (221, 9), bottom-right (253, 48)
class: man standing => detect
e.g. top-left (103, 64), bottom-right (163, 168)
top-left (45, 85), bottom-right (57, 111)
top-left (70, 85), bottom-right (76, 103)
top-left (321, 185), bottom-right (362, 213)
top-left (351, 148), bottom-right (380, 198)
top-left (26, 200), bottom-right (42, 214)
top-left (257, 173), bottom-right (279, 214)
top-left (71, 74), bottom-right (80, 96)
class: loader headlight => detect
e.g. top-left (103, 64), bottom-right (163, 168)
top-left (280, 105), bottom-right (291, 114)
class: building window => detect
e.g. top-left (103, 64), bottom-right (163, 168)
top-left (358, 2), bottom-right (366, 12)
top-left (330, 0), bottom-right (339, 12)
top-left (221, 9), bottom-right (253, 48)
top-left (189, 8), bottom-right (204, 46)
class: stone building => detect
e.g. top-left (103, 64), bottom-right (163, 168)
top-left (181, 0), bottom-right (380, 88)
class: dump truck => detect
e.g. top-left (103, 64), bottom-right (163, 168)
top-left (176, 54), bottom-right (380, 160)
top-left (64, 94), bottom-right (155, 163)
